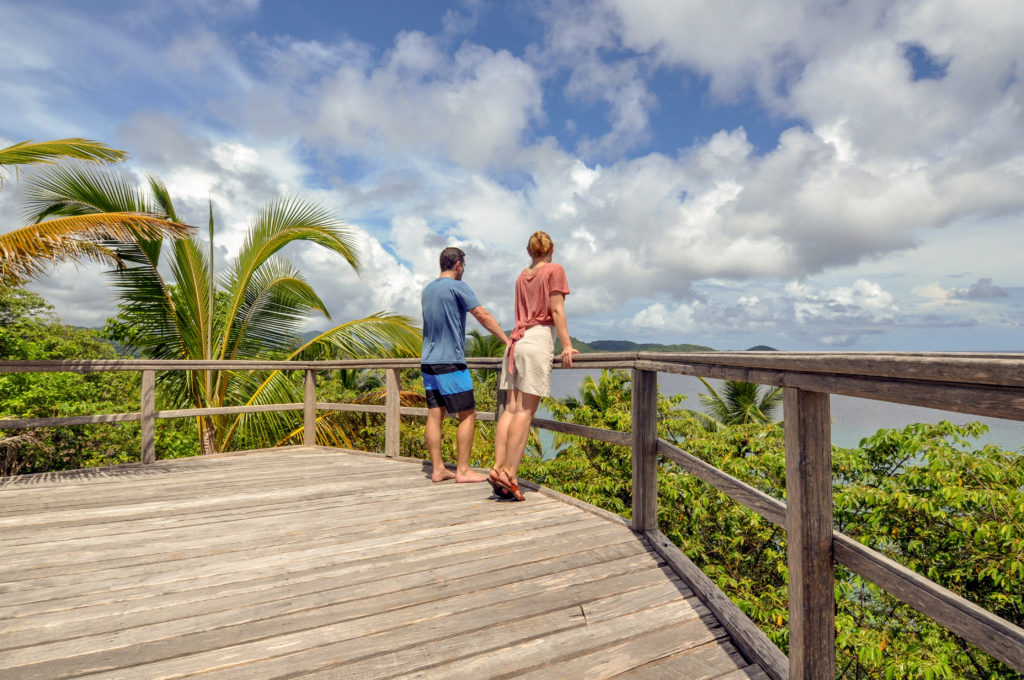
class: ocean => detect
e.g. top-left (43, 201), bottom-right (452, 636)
top-left (540, 369), bottom-right (1024, 454)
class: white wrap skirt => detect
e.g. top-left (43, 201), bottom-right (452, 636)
top-left (499, 325), bottom-right (556, 397)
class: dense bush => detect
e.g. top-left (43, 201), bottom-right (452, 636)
top-left (0, 287), bottom-right (198, 475)
top-left (518, 369), bottom-right (1023, 680)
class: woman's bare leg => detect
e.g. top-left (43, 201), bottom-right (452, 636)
top-left (502, 391), bottom-right (541, 483)
top-left (493, 392), bottom-right (514, 472)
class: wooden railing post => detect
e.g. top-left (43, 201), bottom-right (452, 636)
top-left (496, 368), bottom-right (507, 420)
top-left (304, 369), bottom-right (317, 446)
top-left (140, 370), bottom-right (155, 464)
top-left (784, 387), bottom-right (835, 679)
top-left (631, 368), bottom-right (658, 531)
top-left (385, 367), bottom-right (400, 457)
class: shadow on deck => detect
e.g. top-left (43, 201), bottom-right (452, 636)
top-left (0, 446), bottom-right (769, 680)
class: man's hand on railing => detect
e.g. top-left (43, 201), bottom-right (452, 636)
top-left (559, 346), bottom-right (580, 368)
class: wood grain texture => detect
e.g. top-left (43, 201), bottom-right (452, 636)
top-left (385, 367), bottom-right (400, 457)
top-left (531, 417), bottom-right (632, 446)
top-left (303, 369), bottom-right (317, 446)
top-left (0, 448), bottom-right (771, 680)
top-left (646, 529), bottom-right (790, 680)
top-left (140, 370), bottom-right (155, 464)
top-left (784, 388), bottom-right (834, 680)
top-left (634, 360), bottom-right (1024, 422)
top-left (632, 368), bottom-right (658, 532)
top-left (636, 351), bottom-right (1024, 387)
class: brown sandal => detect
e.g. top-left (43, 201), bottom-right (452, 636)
top-left (489, 468), bottom-right (525, 501)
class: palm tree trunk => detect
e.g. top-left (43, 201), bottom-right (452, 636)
top-left (199, 416), bottom-right (219, 455)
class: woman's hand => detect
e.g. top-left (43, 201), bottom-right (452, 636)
top-left (559, 346), bottom-right (580, 368)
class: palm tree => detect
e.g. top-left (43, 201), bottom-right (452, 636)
top-left (24, 164), bottom-right (421, 454)
top-left (465, 328), bottom-right (507, 400)
top-left (563, 371), bottom-right (620, 411)
top-left (689, 378), bottom-right (782, 431)
top-left (0, 138), bottom-right (126, 184)
top-left (0, 139), bottom-right (192, 285)
top-left (465, 328), bottom-right (506, 358)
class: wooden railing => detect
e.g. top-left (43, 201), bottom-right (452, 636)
top-left (2, 352), bottom-right (1023, 680)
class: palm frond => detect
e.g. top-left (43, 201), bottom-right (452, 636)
top-left (288, 313), bottom-right (422, 361)
top-left (216, 196), bottom-right (360, 355)
top-left (697, 377), bottom-right (782, 426)
top-left (148, 175), bottom-right (180, 223)
top-left (107, 266), bottom-right (182, 359)
top-left (0, 139), bottom-right (126, 186)
top-left (220, 369), bottom-right (303, 450)
top-left (21, 165), bottom-right (185, 269)
top-left (168, 238), bottom-right (215, 361)
top-left (466, 329), bottom-right (506, 358)
top-left (222, 256), bottom-right (329, 360)
top-left (225, 313), bottom-right (421, 446)
top-left (681, 408), bottom-right (725, 432)
top-left (0, 213), bottom-right (193, 285)
top-left (22, 163), bottom-right (152, 221)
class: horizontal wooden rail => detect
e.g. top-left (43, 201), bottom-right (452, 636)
top-left (655, 439), bottom-right (1024, 675)
top-left (531, 417), bottom-right (633, 446)
top-left (657, 440), bottom-right (788, 528)
top-left (158, 404), bottom-right (305, 419)
top-left (638, 351), bottom-right (1024, 388)
top-left (635, 359), bottom-right (1024, 422)
top-left (0, 404), bottom-right (307, 430)
top-left (317, 402), bottom-right (387, 414)
top-left (0, 412), bottom-right (142, 429)
top-left (833, 533), bottom-right (1024, 672)
top-left (3, 352), bottom-right (1024, 679)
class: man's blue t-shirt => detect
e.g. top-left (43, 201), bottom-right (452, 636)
top-left (421, 277), bottom-right (481, 365)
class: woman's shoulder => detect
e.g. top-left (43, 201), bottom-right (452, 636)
top-left (543, 262), bottom-right (567, 279)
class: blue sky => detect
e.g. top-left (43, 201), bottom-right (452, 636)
top-left (1, 0), bottom-right (1022, 350)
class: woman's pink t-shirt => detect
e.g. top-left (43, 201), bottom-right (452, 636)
top-left (512, 263), bottom-right (570, 333)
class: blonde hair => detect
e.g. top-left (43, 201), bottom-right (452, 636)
top-left (527, 231), bottom-right (554, 258)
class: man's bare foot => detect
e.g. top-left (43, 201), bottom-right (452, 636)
top-left (455, 469), bottom-right (489, 483)
top-left (431, 467), bottom-right (456, 482)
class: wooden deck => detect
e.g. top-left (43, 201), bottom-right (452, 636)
top-left (0, 447), bottom-right (769, 679)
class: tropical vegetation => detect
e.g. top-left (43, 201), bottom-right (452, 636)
top-left (17, 163), bottom-right (421, 453)
top-left (0, 138), bottom-right (192, 285)
top-left (687, 377), bottom-right (783, 431)
top-left (2, 139), bottom-right (1020, 679)
top-left (520, 369), bottom-right (1023, 680)
top-left (0, 287), bottom-right (197, 475)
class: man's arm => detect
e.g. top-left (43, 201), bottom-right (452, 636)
top-left (469, 306), bottom-right (509, 345)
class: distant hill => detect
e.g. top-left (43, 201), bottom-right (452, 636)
top-left (746, 345), bottom-right (778, 351)
top-left (559, 337), bottom-right (715, 353)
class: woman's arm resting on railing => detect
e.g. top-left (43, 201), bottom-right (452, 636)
top-left (549, 292), bottom-right (578, 368)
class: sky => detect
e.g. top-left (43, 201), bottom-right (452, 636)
top-left (1, 0), bottom-right (1022, 351)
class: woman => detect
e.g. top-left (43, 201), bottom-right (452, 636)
top-left (490, 231), bottom-right (578, 501)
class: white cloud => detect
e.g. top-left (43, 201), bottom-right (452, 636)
top-left (3, 0), bottom-right (1023, 352)
top-left (913, 278), bottom-right (1009, 301)
top-left (309, 32), bottom-right (544, 170)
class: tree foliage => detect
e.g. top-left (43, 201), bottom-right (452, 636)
top-left (688, 377), bottom-right (783, 430)
top-left (24, 165), bottom-right (422, 453)
top-left (515, 369), bottom-right (1023, 680)
top-left (0, 142), bottom-right (193, 285)
top-left (0, 287), bottom-right (197, 475)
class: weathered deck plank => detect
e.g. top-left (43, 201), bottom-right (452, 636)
top-left (1, 447), bottom-right (770, 679)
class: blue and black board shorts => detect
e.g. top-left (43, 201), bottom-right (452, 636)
top-left (421, 363), bottom-right (475, 414)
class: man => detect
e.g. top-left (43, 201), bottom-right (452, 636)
top-left (421, 246), bottom-right (509, 483)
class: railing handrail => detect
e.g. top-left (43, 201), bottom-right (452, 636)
top-left (2, 353), bottom-right (1024, 679)
top-left (3, 352), bottom-right (1022, 420)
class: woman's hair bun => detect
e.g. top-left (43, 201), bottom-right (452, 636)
top-left (527, 231), bottom-right (554, 257)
